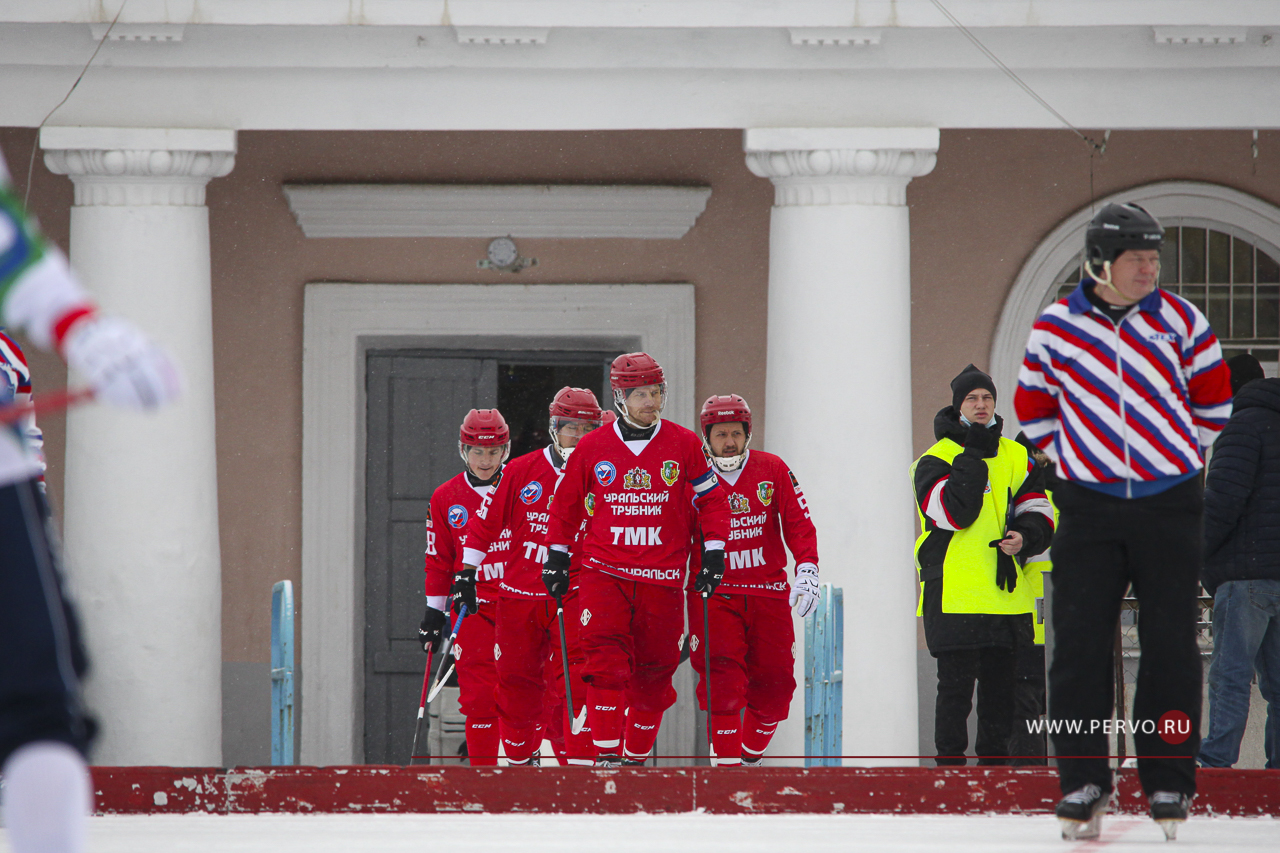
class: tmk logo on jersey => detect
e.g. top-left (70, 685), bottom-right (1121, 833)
top-left (729, 492), bottom-right (752, 514)
top-left (447, 505), bottom-right (469, 528)
top-left (610, 526), bottom-right (662, 546)
top-left (1148, 332), bottom-right (1178, 342)
top-left (660, 460), bottom-right (680, 486)
top-left (594, 461), bottom-right (617, 486)
top-left (585, 493), bottom-right (596, 516)
top-left (623, 467), bottom-right (652, 490)
top-left (730, 547), bottom-right (766, 570)
top-left (519, 480), bottom-right (544, 505)
top-left (757, 481), bottom-right (775, 506)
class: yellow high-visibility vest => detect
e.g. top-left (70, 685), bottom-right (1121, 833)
top-left (911, 435), bottom-right (1037, 616)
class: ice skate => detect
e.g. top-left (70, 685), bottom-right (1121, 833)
top-left (1056, 784), bottom-right (1110, 841)
top-left (1149, 791), bottom-right (1190, 841)
top-left (594, 753), bottom-right (623, 768)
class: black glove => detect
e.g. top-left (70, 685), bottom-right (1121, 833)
top-left (450, 567), bottom-right (477, 617)
top-left (989, 539), bottom-right (1019, 592)
top-left (695, 548), bottom-right (726, 595)
top-left (542, 549), bottom-right (571, 599)
top-left (419, 606), bottom-right (446, 653)
top-left (964, 421), bottom-right (999, 457)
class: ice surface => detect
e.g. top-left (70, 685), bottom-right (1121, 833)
top-left (1, 812), bottom-right (1274, 853)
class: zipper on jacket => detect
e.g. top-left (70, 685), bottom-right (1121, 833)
top-left (1111, 313), bottom-right (1133, 499)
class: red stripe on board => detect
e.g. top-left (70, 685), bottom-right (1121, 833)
top-left (88, 766), bottom-right (1280, 817)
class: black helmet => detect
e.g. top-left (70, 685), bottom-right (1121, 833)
top-left (1085, 203), bottom-right (1164, 270)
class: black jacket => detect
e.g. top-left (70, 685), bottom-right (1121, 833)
top-left (913, 407), bottom-right (1053, 654)
top-left (1203, 377), bottom-right (1280, 595)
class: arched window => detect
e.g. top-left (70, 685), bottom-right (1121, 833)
top-left (991, 183), bottom-right (1280, 423)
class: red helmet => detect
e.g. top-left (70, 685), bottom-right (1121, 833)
top-left (549, 386), bottom-right (604, 422)
top-left (700, 394), bottom-right (752, 438)
top-left (601, 410), bottom-right (618, 425)
top-left (459, 409), bottom-right (509, 446)
top-left (700, 394), bottom-right (752, 472)
top-left (609, 352), bottom-right (664, 391)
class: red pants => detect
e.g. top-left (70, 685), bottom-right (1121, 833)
top-left (454, 602), bottom-right (499, 765)
top-left (579, 572), bottom-right (683, 754)
top-left (495, 594), bottom-right (593, 764)
top-left (686, 591), bottom-right (796, 721)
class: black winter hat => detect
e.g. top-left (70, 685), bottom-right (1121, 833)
top-left (951, 363), bottom-right (997, 411)
top-left (1227, 353), bottom-right (1266, 395)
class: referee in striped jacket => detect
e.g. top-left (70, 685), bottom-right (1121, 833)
top-left (1014, 203), bottom-right (1232, 840)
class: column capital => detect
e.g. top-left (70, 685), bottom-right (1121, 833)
top-left (40, 127), bottom-right (236, 207)
top-left (744, 127), bottom-right (939, 207)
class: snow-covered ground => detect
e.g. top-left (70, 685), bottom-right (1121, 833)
top-left (2, 812), bottom-right (1275, 852)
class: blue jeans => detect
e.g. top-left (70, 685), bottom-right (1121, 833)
top-left (1199, 579), bottom-right (1280, 769)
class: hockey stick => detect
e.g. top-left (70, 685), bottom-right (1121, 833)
top-left (555, 599), bottom-right (586, 736)
top-left (0, 388), bottom-right (95, 425)
top-left (408, 647), bottom-right (433, 765)
top-left (425, 605), bottom-right (468, 705)
top-left (702, 592), bottom-right (716, 767)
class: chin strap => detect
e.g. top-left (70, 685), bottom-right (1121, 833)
top-left (1086, 259), bottom-right (1141, 307)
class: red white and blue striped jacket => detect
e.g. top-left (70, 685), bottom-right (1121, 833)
top-left (1014, 280), bottom-right (1232, 495)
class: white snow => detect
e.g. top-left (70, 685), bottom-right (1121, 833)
top-left (1, 812), bottom-right (1275, 852)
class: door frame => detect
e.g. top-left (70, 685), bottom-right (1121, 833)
top-left (301, 283), bottom-right (696, 764)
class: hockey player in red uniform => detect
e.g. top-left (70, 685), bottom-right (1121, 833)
top-left (457, 387), bottom-right (604, 766)
top-left (688, 394), bottom-right (820, 766)
top-left (542, 352), bottom-right (731, 766)
top-left (419, 409), bottom-right (512, 766)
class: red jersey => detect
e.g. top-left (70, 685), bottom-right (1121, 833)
top-left (700, 450), bottom-right (819, 599)
top-left (545, 419), bottom-right (730, 588)
top-left (423, 471), bottom-right (512, 601)
top-left (461, 446), bottom-right (565, 599)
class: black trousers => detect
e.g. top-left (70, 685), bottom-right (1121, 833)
top-left (1049, 478), bottom-right (1203, 797)
top-left (0, 477), bottom-right (94, 766)
top-left (934, 646), bottom-right (1016, 765)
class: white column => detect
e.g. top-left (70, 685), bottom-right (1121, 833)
top-left (745, 128), bottom-right (938, 767)
top-left (41, 127), bottom-right (234, 766)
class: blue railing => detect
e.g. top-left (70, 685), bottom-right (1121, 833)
top-left (271, 580), bottom-right (295, 766)
top-left (804, 583), bottom-right (843, 767)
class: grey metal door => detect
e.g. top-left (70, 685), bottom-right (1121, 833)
top-left (364, 354), bottom-right (497, 765)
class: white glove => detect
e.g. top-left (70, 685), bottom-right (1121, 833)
top-left (789, 563), bottom-right (821, 617)
top-left (62, 314), bottom-right (182, 410)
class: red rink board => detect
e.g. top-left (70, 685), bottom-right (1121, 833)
top-left (89, 766), bottom-right (1280, 817)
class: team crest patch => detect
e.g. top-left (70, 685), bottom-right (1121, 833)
top-left (520, 480), bottom-right (544, 505)
top-left (594, 461), bottom-right (617, 486)
top-left (729, 492), bottom-right (751, 514)
top-left (447, 505), bottom-right (468, 528)
top-left (660, 460), bottom-right (680, 486)
top-left (789, 471), bottom-right (800, 489)
top-left (623, 467), bottom-right (652, 490)
top-left (580, 608), bottom-right (592, 626)
top-left (757, 481), bottom-right (775, 506)
top-left (984, 480), bottom-right (992, 494)
top-left (585, 493), bottom-right (596, 516)
top-left (425, 507), bottom-right (432, 528)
